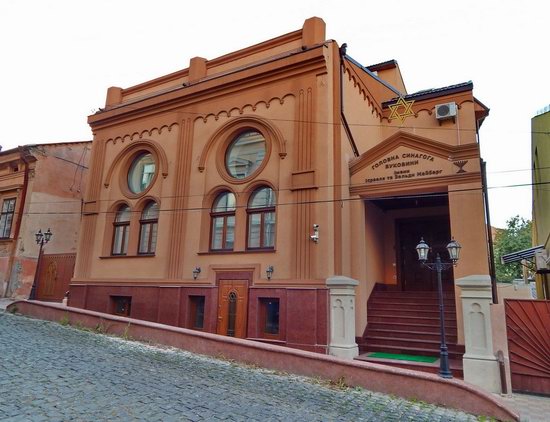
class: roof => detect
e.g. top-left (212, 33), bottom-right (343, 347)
top-left (382, 81), bottom-right (473, 107)
top-left (367, 60), bottom-right (398, 73)
top-left (500, 245), bottom-right (545, 264)
top-left (0, 141), bottom-right (91, 158)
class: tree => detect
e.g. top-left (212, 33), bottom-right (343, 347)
top-left (493, 215), bottom-right (532, 282)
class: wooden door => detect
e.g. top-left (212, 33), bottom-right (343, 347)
top-left (397, 217), bottom-right (454, 291)
top-left (36, 253), bottom-right (76, 301)
top-left (217, 280), bottom-right (248, 338)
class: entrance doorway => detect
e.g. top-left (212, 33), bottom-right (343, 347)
top-left (397, 216), bottom-right (454, 291)
top-left (217, 279), bottom-right (249, 338)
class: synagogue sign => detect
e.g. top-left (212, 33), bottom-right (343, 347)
top-left (363, 146), bottom-right (463, 184)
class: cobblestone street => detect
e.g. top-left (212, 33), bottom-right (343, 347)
top-left (0, 313), bottom-right (479, 421)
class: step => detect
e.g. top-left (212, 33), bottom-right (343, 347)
top-left (368, 314), bottom-right (457, 326)
top-left (359, 343), bottom-right (464, 360)
top-left (368, 296), bottom-right (456, 306)
top-left (362, 336), bottom-right (465, 353)
top-left (363, 328), bottom-right (457, 343)
top-left (370, 291), bottom-right (455, 299)
top-left (366, 322), bottom-right (458, 336)
top-left (355, 354), bottom-right (463, 379)
top-left (367, 301), bottom-right (456, 311)
top-left (367, 307), bottom-right (456, 318)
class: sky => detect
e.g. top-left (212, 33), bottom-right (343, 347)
top-left (1, 0), bottom-right (548, 228)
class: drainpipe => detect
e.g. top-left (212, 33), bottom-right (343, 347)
top-left (481, 158), bottom-right (498, 303)
top-left (339, 44), bottom-right (359, 158)
top-left (3, 147), bottom-right (31, 298)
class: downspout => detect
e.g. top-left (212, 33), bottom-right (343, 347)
top-left (481, 158), bottom-right (498, 303)
top-left (339, 44), bottom-right (359, 158)
top-left (3, 147), bottom-right (31, 298)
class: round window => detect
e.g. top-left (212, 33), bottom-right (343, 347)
top-left (225, 131), bottom-right (266, 179)
top-left (128, 153), bottom-right (156, 194)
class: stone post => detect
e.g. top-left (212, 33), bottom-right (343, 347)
top-left (456, 275), bottom-right (501, 393)
top-left (326, 276), bottom-right (359, 359)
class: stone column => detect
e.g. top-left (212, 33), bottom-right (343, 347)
top-left (456, 275), bottom-right (501, 393)
top-left (326, 276), bottom-right (359, 359)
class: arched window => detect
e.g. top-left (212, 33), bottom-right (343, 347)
top-left (112, 204), bottom-right (131, 255)
top-left (211, 192), bottom-right (236, 251)
top-left (247, 187), bottom-right (275, 249)
top-left (138, 201), bottom-right (159, 254)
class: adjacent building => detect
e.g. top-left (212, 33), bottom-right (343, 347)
top-left (0, 142), bottom-right (90, 300)
top-left (532, 107), bottom-right (550, 298)
top-left (70, 17), bottom-right (492, 362)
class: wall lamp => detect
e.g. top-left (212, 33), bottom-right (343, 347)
top-left (266, 265), bottom-right (274, 280)
top-left (192, 267), bottom-right (201, 280)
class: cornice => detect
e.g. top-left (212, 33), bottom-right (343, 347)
top-left (88, 47), bottom-right (327, 130)
top-left (121, 30), bottom-right (302, 98)
top-left (349, 130), bottom-right (479, 175)
top-left (349, 172), bottom-right (482, 196)
top-left (342, 62), bottom-right (384, 119)
top-left (381, 95), bottom-right (474, 123)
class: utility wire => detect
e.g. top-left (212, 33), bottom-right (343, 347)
top-left (89, 102), bottom-right (550, 136)
top-left (18, 179), bottom-right (550, 217)
top-left (22, 165), bottom-right (548, 206)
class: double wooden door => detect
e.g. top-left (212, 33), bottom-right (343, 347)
top-left (217, 279), bottom-right (248, 338)
top-left (397, 217), bottom-right (454, 291)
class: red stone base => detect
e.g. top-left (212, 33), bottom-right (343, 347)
top-left (68, 283), bottom-right (328, 353)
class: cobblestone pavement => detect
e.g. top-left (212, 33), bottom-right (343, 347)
top-left (0, 313), bottom-right (479, 421)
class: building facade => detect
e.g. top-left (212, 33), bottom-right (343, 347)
top-left (532, 107), bottom-right (550, 298)
top-left (70, 18), bottom-right (491, 355)
top-left (0, 142), bottom-right (90, 299)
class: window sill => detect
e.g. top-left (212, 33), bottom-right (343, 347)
top-left (100, 254), bottom-right (156, 259)
top-left (198, 249), bottom-right (276, 255)
top-left (0, 238), bottom-right (14, 243)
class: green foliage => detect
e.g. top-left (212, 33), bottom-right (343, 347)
top-left (494, 215), bottom-right (532, 282)
top-left (59, 313), bottom-right (70, 326)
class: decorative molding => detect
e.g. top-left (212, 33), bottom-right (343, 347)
top-left (103, 139), bottom-right (169, 189)
top-left (105, 123), bottom-right (179, 145)
top-left (196, 95), bottom-right (293, 124)
top-left (197, 115), bottom-right (287, 175)
top-left (349, 130), bottom-right (479, 175)
top-left (342, 65), bottom-right (383, 119)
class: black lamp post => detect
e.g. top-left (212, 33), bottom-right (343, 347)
top-left (415, 237), bottom-right (461, 379)
top-left (29, 228), bottom-right (53, 300)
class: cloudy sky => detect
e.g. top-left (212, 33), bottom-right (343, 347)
top-left (1, 0), bottom-right (548, 227)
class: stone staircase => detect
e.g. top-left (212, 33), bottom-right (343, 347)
top-left (357, 289), bottom-right (464, 378)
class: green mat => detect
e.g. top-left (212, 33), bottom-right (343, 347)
top-left (367, 352), bottom-right (438, 363)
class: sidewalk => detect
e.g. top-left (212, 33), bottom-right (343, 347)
top-left (0, 298), bottom-right (13, 310)
top-left (499, 393), bottom-right (550, 422)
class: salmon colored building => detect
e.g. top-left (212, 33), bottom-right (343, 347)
top-left (0, 142), bottom-right (90, 300)
top-left (71, 17), bottom-right (497, 381)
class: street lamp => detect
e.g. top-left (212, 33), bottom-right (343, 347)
top-left (415, 237), bottom-right (461, 379)
top-left (29, 228), bottom-right (53, 300)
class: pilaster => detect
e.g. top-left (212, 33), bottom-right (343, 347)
top-left (456, 275), bottom-right (501, 393)
top-left (327, 275), bottom-right (359, 359)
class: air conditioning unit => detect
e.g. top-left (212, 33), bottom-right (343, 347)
top-left (435, 102), bottom-right (457, 120)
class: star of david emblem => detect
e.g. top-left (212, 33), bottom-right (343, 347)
top-left (388, 97), bottom-right (415, 123)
